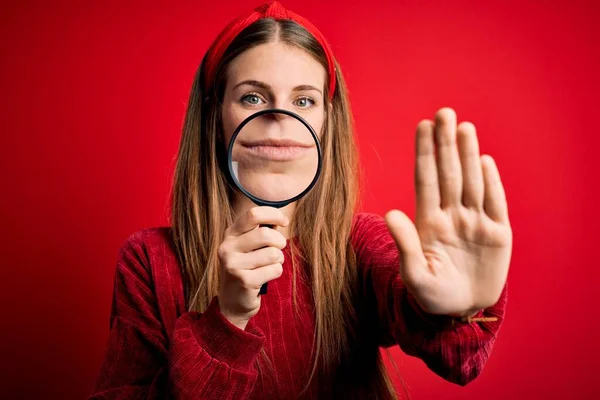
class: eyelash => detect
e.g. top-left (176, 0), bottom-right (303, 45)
top-left (295, 96), bottom-right (316, 108)
top-left (240, 93), bottom-right (317, 108)
top-left (240, 93), bottom-right (265, 107)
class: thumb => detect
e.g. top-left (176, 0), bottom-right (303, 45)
top-left (385, 210), bottom-right (427, 284)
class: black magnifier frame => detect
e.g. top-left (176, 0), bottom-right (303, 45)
top-left (226, 108), bottom-right (323, 209)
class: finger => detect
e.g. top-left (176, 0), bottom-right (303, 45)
top-left (240, 263), bottom-right (284, 290)
top-left (456, 121), bottom-right (484, 209)
top-left (384, 210), bottom-right (427, 285)
top-left (234, 247), bottom-right (285, 271)
top-left (481, 155), bottom-right (509, 223)
top-left (228, 206), bottom-right (289, 236)
top-left (236, 226), bottom-right (287, 253)
top-left (434, 108), bottom-right (463, 208)
top-left (415, 120), bottom-right (441, 213)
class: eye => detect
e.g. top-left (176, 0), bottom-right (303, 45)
top-left (294, 96), bottom-right (315, 108)
top-left (240, 93), bottom-right (265, 106)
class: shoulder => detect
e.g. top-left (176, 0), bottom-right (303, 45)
top-left (111, 227), bottom-right (186, 335)
top-left (351, 212), bottom-right (392, 243)
top-left (119, 226), bottom-right (175, 257)
top-left (352, 212), bottom-right (386, 230)
top-left (351, 212), bottom-right (397, 259)
top-left (115, 226), bottom-right (180, 285)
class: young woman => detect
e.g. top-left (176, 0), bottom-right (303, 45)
top-left (90, 2), bottom-right (512, 399)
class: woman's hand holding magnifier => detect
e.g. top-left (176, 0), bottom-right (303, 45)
top-left (217, 206), bottom-right (289, 330)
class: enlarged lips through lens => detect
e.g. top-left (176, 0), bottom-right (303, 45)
top-left (239, 138), bottom-right (315, 161)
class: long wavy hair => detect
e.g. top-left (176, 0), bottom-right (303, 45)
top-left (170, 18), bottom-right (398, 399)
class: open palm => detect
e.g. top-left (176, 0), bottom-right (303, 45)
top-left (386, 108), bottom-right (512, 318)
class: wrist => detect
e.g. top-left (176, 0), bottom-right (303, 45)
top-left (449, 308), bottom-right (498, 326)
top-left (223, 313), bottom-right (249, 330)
top-left (447, 308), bottom-right (481, 319)
top-left (217, 299), bottom-right (250, 330)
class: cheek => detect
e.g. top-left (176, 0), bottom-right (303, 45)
top-left (220, 106), bottom-right (239, 148)
top-left (221, 99), bottom-right (258, 148)
top-left (312, 108), bottom-right (327, 140)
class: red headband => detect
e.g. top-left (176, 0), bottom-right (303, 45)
top-left (203, 1), bottom-right (337, 99)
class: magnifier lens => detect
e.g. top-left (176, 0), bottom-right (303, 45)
top-left (231, 111), bottom-right (319, 204)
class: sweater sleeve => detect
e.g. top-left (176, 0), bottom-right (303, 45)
top-left (351, 213), bottom-right (508, 386)
top-left (89, 232), bottom-right (265, 399)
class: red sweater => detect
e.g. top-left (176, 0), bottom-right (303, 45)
top-left (90, 213), bottom-right (507, 399)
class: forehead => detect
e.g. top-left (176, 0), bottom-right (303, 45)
top-left (227, 41), bottom-right (326, 90)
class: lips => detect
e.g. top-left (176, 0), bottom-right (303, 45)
top-left (240, 138), bottom-right (313, 147)
top-left (239, 138), bottom-right (314, 161)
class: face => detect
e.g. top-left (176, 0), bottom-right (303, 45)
top-left (222, 41), bottom-right (326, 203)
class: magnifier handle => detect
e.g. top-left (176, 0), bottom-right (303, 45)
top-left (258, 224), bottom-right (275, 295)
top-left (259, 283), bottom-right (268, 295)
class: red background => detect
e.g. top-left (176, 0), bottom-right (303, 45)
top-left (1, 0), bottom-right (599, 398)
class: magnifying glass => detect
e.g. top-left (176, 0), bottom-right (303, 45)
top-left (227, 109), bottom-right (322, 295)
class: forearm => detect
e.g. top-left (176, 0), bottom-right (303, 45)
top-left (168, 297), bottom-right (264, 399)
top-left (91, 297), bottom-right (264, 399)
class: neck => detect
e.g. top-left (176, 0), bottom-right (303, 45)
top-left (232, 193), bottom-right (296, 239)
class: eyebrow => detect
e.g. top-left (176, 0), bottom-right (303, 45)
top-left (232, 80), bottom-right (323, 96)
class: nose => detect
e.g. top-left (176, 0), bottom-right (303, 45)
top-left (272, 97), bottom-right (298, 115)
top-left (255, 110), bottom-right (301, 139)
top-left (263, 110), bottom-right (294, 122)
